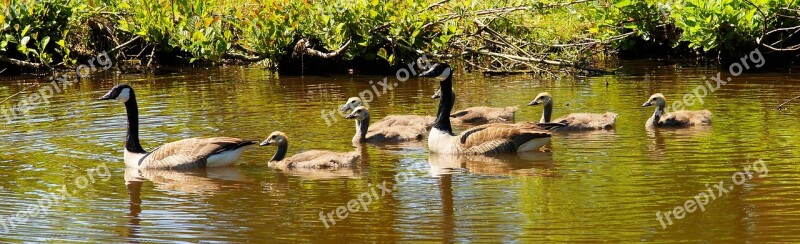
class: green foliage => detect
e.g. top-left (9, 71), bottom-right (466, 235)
top-left (1, 0), bottom-right (77, 66)
top-left (2, 0), bottom-right (798, 70)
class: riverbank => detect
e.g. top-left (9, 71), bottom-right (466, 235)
top-left (1, 0), bottom-right (799, 76)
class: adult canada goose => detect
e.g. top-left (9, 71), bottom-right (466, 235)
top-left (99, 84), bottom-right (257, 169)
top-left (528, 92), bottom-right (618, 130)
top-left (420, 63), bottom-right (562, 154)
top-left (340, 97), bottom-right (434, 129)
top-left (260, 131), bottom-right (359, 170)
top-left (345, 106), bottom-right (427, 143)
top-left (431, 88), bottom-right (517, 124)
top-left (642, 93), bottom-right (712, 129)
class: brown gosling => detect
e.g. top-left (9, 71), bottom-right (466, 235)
top-left (432, 88), bottom-right (517, 125)
top-left (345, 106), bottom-right (427, 143)
top-left (340, 97), bottom-right (434, 130)
top-left (642, 93), bottom-right (712, 129)
top-left (528, 92), bottom-right (618, 130)
top-left (260, 131), bottom-right (359, 170)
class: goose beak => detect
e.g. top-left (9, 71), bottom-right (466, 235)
top-left (98, 92), bottom-right (114, 100)
top-left (345, 113), bottom-right (357, 119)
top-left (528, 100), bottom-right (540, 106)
top-left (259, 140), bottom-right (271, 146)
top-left (419, 68), bottom-right (437, 77)
top-left (642, 101), bottom-right (652, 107)
top-left (339, 103), bottom-right (350, 112)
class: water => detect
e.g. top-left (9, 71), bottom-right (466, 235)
top-left (1, 62), bottom-right (799, 242)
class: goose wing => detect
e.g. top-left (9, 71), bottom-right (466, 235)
top-left (367, 124), bottom-right (427, 141)
top-left (660, 110), bottom-right (712, 127)
top-left (140, 137), bottom-right (256, 169)
top-left (457, 123), bottom-right (552, 154)
top-left (451, 106), bottom-right (517, 123)
top-left (371, 115), bottom-right (435, 128)
top-left (280, 150), bottom-right (360, 169)
top-left (555, 112), bottom-right (618, 130)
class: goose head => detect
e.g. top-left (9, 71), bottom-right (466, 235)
top-left (419, 63), bottom-right (451, 81)
top-left (344, 106), bottom-right (370, 121)
top-left (642, 93), bottom-right (667, 108)
top-left (528, 92), bottom-right (553, 106)
top-left (260, 131), bottom-right (288, 146)
top-left (339, 97), bottom-right (362, 112)
top-left (98, 84), bottom-right (134, 102)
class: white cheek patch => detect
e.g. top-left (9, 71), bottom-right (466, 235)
top-left (437, 68), bottom-right (451, 81)
top-left (116, 88), bottom-right (131, 102)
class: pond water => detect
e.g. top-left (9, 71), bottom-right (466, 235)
top-left (1, 62), bottom-right (799, 242)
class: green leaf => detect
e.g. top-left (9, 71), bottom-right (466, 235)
top-left (20, 36), bottom-right (30, 46)
top-left (40, 36), bottom-right (50, 49)
top-left (615, 0), bottom-right (632, 8)
top-left (377, 48), bottom-right (387, 60)
top-left (20, 25), bottom-right (30, 37)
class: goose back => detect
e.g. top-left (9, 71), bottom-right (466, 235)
top-left (450, 106), bottom-right (517, 124)
top-left (554, 112), bottom-right (619, 130)
top-left (137, 137), bottom-right (256, 170)
top-left (647, 110), bottom-right (712, 128)
top-left (269, 150), bottom-right (360, 170)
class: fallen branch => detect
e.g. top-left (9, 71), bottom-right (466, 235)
top-left (108, 36), bottom-right (141, 54)
top-left (468, 48), bottom-right (609, 74)
top-left (0, 55), bottom-right (46, 69)
top-left (223, 52), bottom-right (267, 62)
top-left (777, 95), bottom-right (800, 110)
top-left (293, 38), bottom-right (353, 59)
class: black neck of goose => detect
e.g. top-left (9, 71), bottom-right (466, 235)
top-left (271, 141), bottom-right (288, 162)
top-left (355, 116), bottom-right (369, 141)
top-left (541, 102), bottom-right (553, 123)
top-left (124, 92), bottom-right (146, 154)
top-left (434, 75), bottom-right (454, 134)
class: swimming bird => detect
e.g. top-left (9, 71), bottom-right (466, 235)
top-left (528, 92), bottom-right (618, 130)
top-left (260, 131), bottom-right (359, 170)
top-left (642, 93), bottom-right (712, 129)
top-left (98, 84), bottom-right (256, 169)
top-left (340, 97), bottom-right (434, 129)
top-left (431, 88), bottom-right (517, 124)
top-left (420, 63), bottom-right (561, 154)
top-left (345, 106), bottom-right (427, 143)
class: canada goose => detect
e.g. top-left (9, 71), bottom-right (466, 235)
top-left (340, 97), bottom-right (435, 129)
top-left (642, 93), bottom-right (712, 129)
top-left (260, 131), bottom-right (359, 170)
top-left (528, 92), bottom-right (618, 130)
top-left (98, 84), bottom-right (257, 169)
top-left (431, 88), bottom-right (517, 124)
top-left (420, 63), bottom-right (562, 154)
top-left (344, 106), bottom-right (427, 143)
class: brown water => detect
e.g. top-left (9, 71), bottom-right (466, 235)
top-left (1, 62), bottom-right (799, 242)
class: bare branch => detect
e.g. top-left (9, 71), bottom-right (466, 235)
top-left (0, 55), bottom-right (46, 69)
top-left (293, 38), bottom-right (353, 59)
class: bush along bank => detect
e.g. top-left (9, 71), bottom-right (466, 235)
top-left (1, 0), bottom-right (799, 76)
